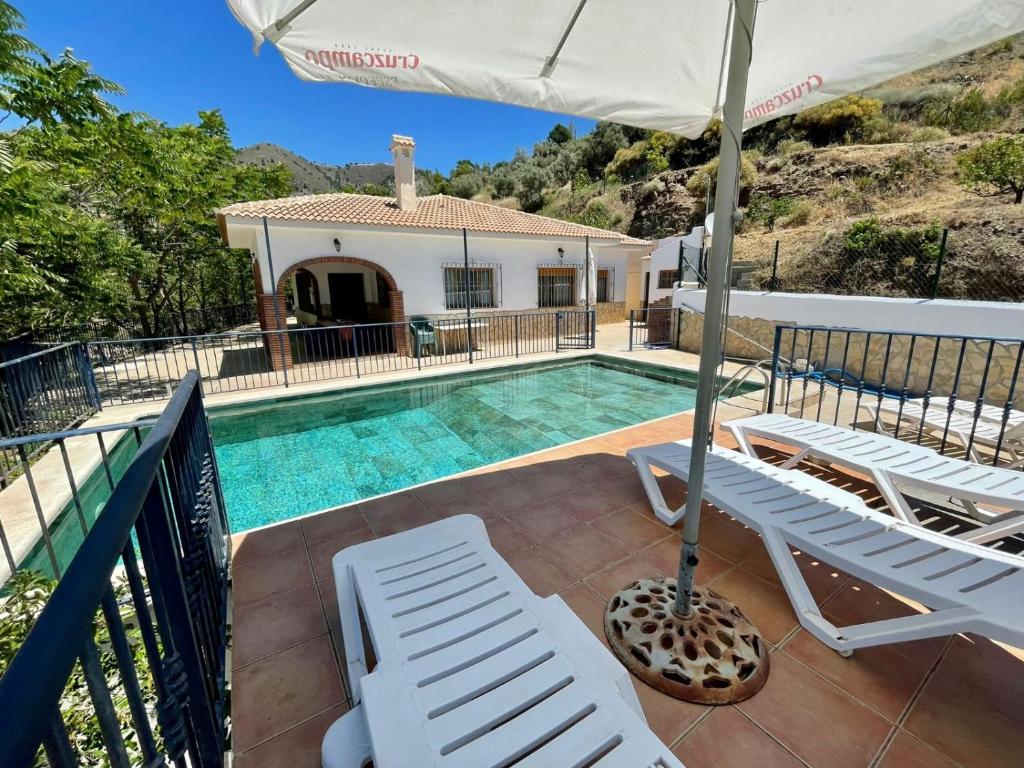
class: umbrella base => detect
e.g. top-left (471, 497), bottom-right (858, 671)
top-left (604, 577), bottom-right (769, 704)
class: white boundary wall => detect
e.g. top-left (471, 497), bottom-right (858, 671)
top-left (674, 289), bottom-right (1024, 338)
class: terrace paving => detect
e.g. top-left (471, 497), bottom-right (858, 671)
top-left (229, 409), bottom-right (1024, 768)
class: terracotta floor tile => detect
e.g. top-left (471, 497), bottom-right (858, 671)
top-left (637, 535), bottom-right (734, 584)
top-left (316, 577), bottom-right (340, 630)
top-left (591, 508), bottom-right (668, 550)
top-left (234, 703), bottom-right (348, 768)
top-left (903, 669), bottom-right (1024, 768)
top-left (585, 556), bottom-right (663, 601)
top-left (543, 525), bottom-right (629, 579)
top-left (935, 634), bottom-right (1024, 719)
top-left (740, 546), bottom-right (851, 605)
top-left (482, 517), bottom-right (533, 558)
top-left (781, 628), bottom-right (944, 722)
top-left (738, 652), bottom-right (892, 768)
top-left (232, 520), bottom-right (304, 566)
top-left (233, 548), bottom-right (314, 608)
top-left (232, 583), bottom-right (328, 669)
top-left (432, 491), bottom-right (501, 521)
top-left (654, 475), bottom-right (688, 511)
top-left (673, 706), bottom-right (803, 768)
top-left (821, 580), bottom-right (925, 626)
top-left (561, 457), bottom-right (614, 485)
top-left (307, 529), bottom-right (375, 581)
top-left (476, 481), bottom-right (541, 516)
top-left (593, 472), bottom-right (651, 508)
top-left (411, 477), bottom-right (473, 508)
top-left (359, 494), bottom-right (437, 537)
top-left (232, 635), bottom-right (344, 753)
top-left (506, 547), bottom-right (576, 596)
top-left (584, 450), bottom-right (635, 474)
top-left (695, 514), bottom-right (764, 564)
top-left (876, 730), bottom-right (959, 768)
top-left (462, 468), bottom-right (522, 494)
top-left (558, 583), bottom-right (610, 648)
top-left (550, 486), bottom-right (621, 523)
top-left (632, 679), bottom-right (706, 746)
top-left (706, 567), bottom-right (798, 645)
top-left (515, 465), bottom-right (578, 496)
top-left (299, 506), bottom-right (371, 546)
top-left (505, 500), bottom-right (582, 543)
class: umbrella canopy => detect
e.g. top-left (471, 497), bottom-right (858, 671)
top-left (227, 0), bottom-right (1024, 138)
top-left (578, 247), bottom-right (597, 307)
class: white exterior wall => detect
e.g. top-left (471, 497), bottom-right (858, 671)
top-left (230, 218), bottom-right (635, 315)
top-left (674, 289), bottom-right (1024, 338)
top-left (645, 235), bottom-right (702, 303)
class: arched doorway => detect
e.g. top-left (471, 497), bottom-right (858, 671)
top-left (259, 256), bottom-right (407, 369)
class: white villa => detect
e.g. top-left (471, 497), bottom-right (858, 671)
top-left (217, 135), bottom-right (652, 363)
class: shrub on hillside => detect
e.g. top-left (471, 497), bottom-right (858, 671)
top-left (957, 134), bottom-right (1024, 203)
top-left (775, 139), bottom-right (813, 156)
top-left (745, 192), bottom-right (795, 232)
top-left (779, 199), bottom-right (815, 228)
top-left (514, 164), bottom-right (550, 212)
top-left (793, 95), bottom-right (884, 145)
top-left (909, 126), bottom-right (951, 143)
top-left (832, 217), bottom-right (942, 296)
top-left (685, 152), bottom-right (758, 200)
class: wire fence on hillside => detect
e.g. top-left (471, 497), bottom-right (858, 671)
top-left (740, 227), bottom-right (1024, 303)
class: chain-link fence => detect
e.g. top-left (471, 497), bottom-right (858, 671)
top-left (738, 223), bottom-right (1024, 303)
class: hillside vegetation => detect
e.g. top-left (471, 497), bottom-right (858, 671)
top-left (418, 33), bottom-right (1024, 301)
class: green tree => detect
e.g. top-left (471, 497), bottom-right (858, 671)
top-left (957, 135), bottom-right (1024, 204)
top-left (547, 123), bottom-right (573, 144)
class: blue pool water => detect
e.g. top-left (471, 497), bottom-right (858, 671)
top-left (211, 359), bottom-right (713, 531)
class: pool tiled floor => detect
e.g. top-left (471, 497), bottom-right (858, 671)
top-left (229, 413), bottom-right (1024, 768)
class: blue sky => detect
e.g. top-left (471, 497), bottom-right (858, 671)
top-left (21, 0), bottom-right (595, 173)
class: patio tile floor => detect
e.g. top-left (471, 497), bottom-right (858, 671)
top-left (229, 414), bottom-right (1024, 767)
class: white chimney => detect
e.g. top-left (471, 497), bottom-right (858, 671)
top-left (390, 135), bottom-right (416, 210)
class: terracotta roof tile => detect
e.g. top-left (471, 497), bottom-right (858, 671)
top-left (218, 193), bottom-right (652, 246)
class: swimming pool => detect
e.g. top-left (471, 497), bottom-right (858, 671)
top-left (210, 357), bottom-right (744, 531)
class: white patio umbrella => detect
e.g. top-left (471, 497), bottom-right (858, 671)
top-left (227, 0), bottom-right (1024, 701)
top-left (577, 245), bottom-right (597, 308)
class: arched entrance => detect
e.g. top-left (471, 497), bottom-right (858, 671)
top-left (258, 256), bottom-right (407, 369)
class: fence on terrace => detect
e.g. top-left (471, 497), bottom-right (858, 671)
top-left (87, 308), bottom-right (596, 405)
top-left (768, 325), bottom-right (1024, 467)
top-left (0, 372), bottom-right (230, 767)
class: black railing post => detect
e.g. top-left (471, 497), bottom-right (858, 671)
top-left (463, 229), bottom-right (474, 364)
top-left (930, 228), bottom-right (949, 299)
top-left (767, 325), bottom-right (783, 414)
top-left (515, 314), bottom-right (520, 358)
top-left (555, 312), bottom-right (561, 352)
top-left (770, 240), bottom-right (780, 291)
top-left (628, 310), bottom-right (635, 351)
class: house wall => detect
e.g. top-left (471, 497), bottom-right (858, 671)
top-left (238, 220), bottom-right (636, 317)
top-left (644, 236), bottom-right (702, 304)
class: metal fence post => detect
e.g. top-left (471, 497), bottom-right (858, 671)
top-left (352, 330), bottom-right (361, 378)
top-left (628, 310), bottom-right (634, 351)
top-left (770, 240), bottom-right (780, 291)
top-left (514, 314), bottom-right (520, 358)
top-left (675, 308), bottom-right (683, 350)
top-left (767, 325), bottom-right (784, 414)
top-left (555, 313), bottom-right (561, 352)
top-left (590, 308), bottom-right (597, 348)
top-left (79, 343), bottom-right (102, 412)
top-left (930, 228), bottom-right (949, 299)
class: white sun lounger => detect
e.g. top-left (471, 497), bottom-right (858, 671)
top-left (322, 514), bottom-right (684, 768)
top-left (628, 439), bottom-right (1024, 654)
top-left (863, 398), bottom-right (1024, 468)
top-left (723, 413), bottom-right (1024, 545)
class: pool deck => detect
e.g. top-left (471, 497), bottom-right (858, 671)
top-left (228, 408), bottom-right (1024, 768)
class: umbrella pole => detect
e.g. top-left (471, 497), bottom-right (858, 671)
top-left (605, 0), bottom-right (769, 705)
top-left (674, 0), bottom-right (756, 620)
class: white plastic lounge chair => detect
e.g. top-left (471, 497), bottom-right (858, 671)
top-left (628, 439), bottom-right (1024, 654)
top-left (723, 414), bottom-right (1024, 545)
top-left (863, 398), bottom-right (1024, 468)
top-left (323, 514), bottom-right (684, 768)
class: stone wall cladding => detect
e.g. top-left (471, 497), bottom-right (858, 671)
top-left (681, 310), bottom-right (1024, 404)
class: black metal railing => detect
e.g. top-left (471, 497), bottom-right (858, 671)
top-left (87, 309), bottom-right (597, 405)
top-left (1, 343), bottom-right (102, 488)
top-left (0, 419), bottom-right (152, 582)
top-left (0, 371), bottom-right (230, 767)
top-left (628, 307), bottom-right (679, 351)
top-left (768, 325), bottom-right (1024, 467)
